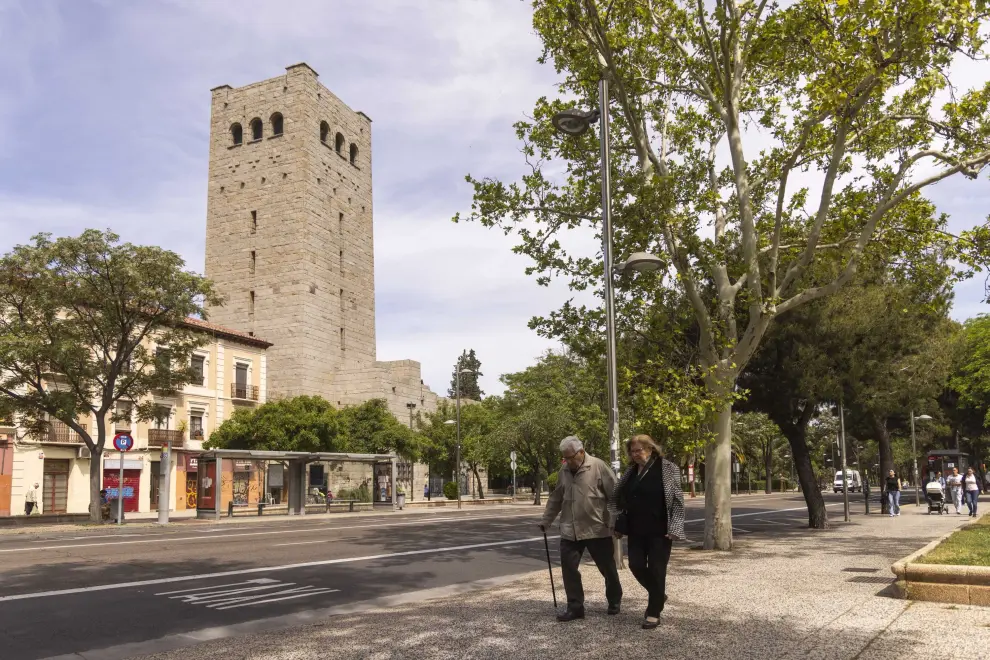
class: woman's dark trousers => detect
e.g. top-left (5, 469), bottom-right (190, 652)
top-left (627, 534), bottom-right (672, 617)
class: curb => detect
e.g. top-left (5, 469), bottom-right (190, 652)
top-left (890, 510), bottom-right (989, 605)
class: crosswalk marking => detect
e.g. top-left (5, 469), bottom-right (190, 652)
top-left (156, 578), bottom-right (338, 610)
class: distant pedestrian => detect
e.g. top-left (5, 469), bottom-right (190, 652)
top-left (424, 483), bottom-right (430, 499)
top-left (885, 470), bottom-right (902, 517)
top-left (935, 471), bottom-right (946, 490)
top-left (539, 436), bottom-right (621, 622)
top-left (24, 483), bottom-right (38, 515)
top-left (610, 434), bottom-right (685, 630)
top-left (325, 488), bottom-right (334, 512)
top-left (946, 467), bottom-right (964, 514)
top-left (963, 467), bottom-right (980, 517)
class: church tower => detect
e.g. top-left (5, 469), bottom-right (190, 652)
top-left (204, 63), bottom-right (377, 399)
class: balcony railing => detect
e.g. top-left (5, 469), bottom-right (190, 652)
top-left (231, 383), bottom-right (259, 402)
top-left (47, 421), bottom-right (86, 444)
top-left (148, 428), bottom-right (185, 448)
top-left (190, 428), bottom-right (204, 441)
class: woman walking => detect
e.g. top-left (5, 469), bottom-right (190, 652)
top-left (964, 467), bottom-right (981, 517)
top-left (946, 467), bottom-right (965, 514)
top-left (610, 434), bottom-right (685, 630)
top-left (885, 470), bottom-right (902, 517)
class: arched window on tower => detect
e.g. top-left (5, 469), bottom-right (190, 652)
top-left (230, 123), bottom-right (243, 146)
top-left (335, 132), bottom-right (345, 155)
top-left (250, 118), bottom-right (263, 141)
top-left (349, 143), bottom-right (358, 166)
top-left (320, 121), bottom-right (330, 144)
top-left (270, 112), bottom-right (283, 136)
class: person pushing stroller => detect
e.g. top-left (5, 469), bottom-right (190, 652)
top-left (925, 474), bottom-right (949, 515)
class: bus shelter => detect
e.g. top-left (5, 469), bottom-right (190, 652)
top-left (925, 450), bottom-right (975, 483)
top-left (195, 449), bottom-right (397, 520)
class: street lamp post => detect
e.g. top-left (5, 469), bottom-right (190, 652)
top-left (406, 402), bottom-right (416, 500)
top-left (552, 79), bottom-right (663, 569)
top-left (446, 360), bottom-right (477, 511)
top-left (911, 412), bottom-right (933, 506)
top-left (839, 403), bottom-right (850, 522)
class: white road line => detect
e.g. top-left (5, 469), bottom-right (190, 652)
top-left (272, 518), bottom-right (535, 548)
top-left (0, 535), bottom-right (560, 603)
top-left (172, 583), bottom-right (297, 602)
top-left (155, 579), bottom-right (278, 596)
top-left (0, 512), bottom-right (539, 554)
top-left (683, 503), bottom-right (841, 524)
top-left (214, 587), bottom-right (340, 610)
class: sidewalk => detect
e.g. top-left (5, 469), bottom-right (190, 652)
top-left (140, 505), bottom-right (990, 660)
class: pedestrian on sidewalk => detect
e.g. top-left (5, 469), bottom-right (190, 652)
top-left (24, 482), bottom-right (38, 515)
top-left (539, 436), bottom-right (622, 622)
top-left (885, 470), bottom-right (902, 517)
top-left (963, 467), bottom-right (980, 517)
top-left (610, 434), bottom-right (685, 630)
top-left (946, 467), bottom-right (965, 514)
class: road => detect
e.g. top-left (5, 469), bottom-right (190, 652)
top-left (0, 491), bottom-right (858, 659)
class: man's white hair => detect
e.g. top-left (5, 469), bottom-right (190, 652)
top-left (559, 436), bottom-right (584, 454)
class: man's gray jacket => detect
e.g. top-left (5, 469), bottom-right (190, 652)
top-left (541, 453), bottom-right (616, 541)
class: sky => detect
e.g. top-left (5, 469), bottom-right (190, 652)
top-left (0, 0), bottom-right (987, 398)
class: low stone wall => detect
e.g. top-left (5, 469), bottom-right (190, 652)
top-left (891, 513), bottom-right (990, 606)
top-left (0, 513), bottom-right (92, 527)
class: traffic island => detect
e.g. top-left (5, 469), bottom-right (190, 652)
top-left (891, 512), bottom-right (990, 605)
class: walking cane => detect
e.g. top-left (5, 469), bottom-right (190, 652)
top-left (542, 527), bottom-right (557, 609)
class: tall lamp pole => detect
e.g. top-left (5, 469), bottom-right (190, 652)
top-left (911, 412), bottom-right (933, 506)
top-left (839, 403), bottom-right (849, 522)
top-left (446, 359), bottom-right (476, 511)
top-left (552, 80), bottom-right (664, 569)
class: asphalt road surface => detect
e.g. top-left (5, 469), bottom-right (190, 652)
top-left (0, 491), bottom-right (861, 659)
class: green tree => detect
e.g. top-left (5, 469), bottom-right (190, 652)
top-left (456, 0), bottom-right (990, 548)
top-left (449, 349), bottom-right (484, 401)
top-left (732, 412), bottom-right (785, 495)
top-left (340, 399), bottom-right (422, 459)
top-left (205, 395), bottom-right (345, 452)
top-left (0, 230), bottom-right (220, 521)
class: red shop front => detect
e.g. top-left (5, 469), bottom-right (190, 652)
top-left (103, 458), bottom-right (141, 513)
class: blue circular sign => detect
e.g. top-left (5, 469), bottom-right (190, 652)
top-left (112, 433), bottom-right (134, 452)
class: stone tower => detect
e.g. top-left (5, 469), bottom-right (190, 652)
top-left (204, 64), bottom-right (438, 421)
top-left (205, 63), bottom-right (376, 398)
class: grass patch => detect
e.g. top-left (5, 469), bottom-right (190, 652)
top-left (918, 517), bottom-right (990, 566)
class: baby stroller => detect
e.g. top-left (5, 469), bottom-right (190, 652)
top-left (925, 481), bottom-right (949, 515)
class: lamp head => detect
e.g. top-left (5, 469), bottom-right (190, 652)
top-left (551, 108), bottom-right (600, 136)
top-left (616, 251), bottom-right (665, 273)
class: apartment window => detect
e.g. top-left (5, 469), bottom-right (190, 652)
top-left (115, 402), bottom-right (133, 433)
top-left (155, 347), bottom-right (171, 372)
top-left (153, 405), bottom-right (172, 430)
top-left (190, 413), bottom-right (204, 440)
top-left (234, 363), bottom-right (249, 399)
top-left (250, 251), bottom-right (256, 275)
top-left (251, 210), bottom-right (257, 234)
top-left (191, 355), bottom-right (206, 386)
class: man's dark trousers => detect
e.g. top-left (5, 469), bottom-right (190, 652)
top-left (559, 536), bottom-right (622, 612)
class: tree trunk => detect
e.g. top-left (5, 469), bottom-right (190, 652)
top-left (471, 464), bottom-right (485, 499)
top-left (872, 414), bottom-right (894, 477)
top-left (532, 464), bottom-right (542, 506)
top-left (783, 424), bottom-right (829, 529)
top-left (704, 400), bottom-right (734, 551)
top-left (763, 443), bottom-right (773, 494)
top-left (89, 448), bottom-right (103, 523)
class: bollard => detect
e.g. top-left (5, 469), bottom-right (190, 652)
top-left (258, 502), bottom-right (265, 516)
top-left (228, 501), bottom-right (234, 518)
top-left (349, 501), bottom-right (355, 512)
top-left (863, 480), bottom-right (871, 515)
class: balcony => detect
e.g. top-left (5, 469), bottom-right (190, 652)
top-left (148, 428), bottom-right (185, 448)
top-left (46, 421), bottom-right (86, 445)
top-left (231, 383), bottom-right (259, 402)
top-left (190, 427), bottom-right (205, 441)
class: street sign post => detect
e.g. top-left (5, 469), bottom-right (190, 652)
top-left (510, 451), bottom-right (517, 501)
top-left (112, 433), bottom-right (133, 526)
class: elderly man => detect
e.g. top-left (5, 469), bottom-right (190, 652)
top-left (540, 436), bottom-right (621, 621)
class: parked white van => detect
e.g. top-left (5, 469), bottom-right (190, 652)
top-left (833, 470), bottom-right (863, 493)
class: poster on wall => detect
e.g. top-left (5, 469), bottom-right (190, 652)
top-left (199, 460), bottom-right (216, 509)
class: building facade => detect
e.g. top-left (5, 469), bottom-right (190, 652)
top-left (0, 320), bottom-right (270, 516)
top-left (203, 63), bottom-right (438, 418)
